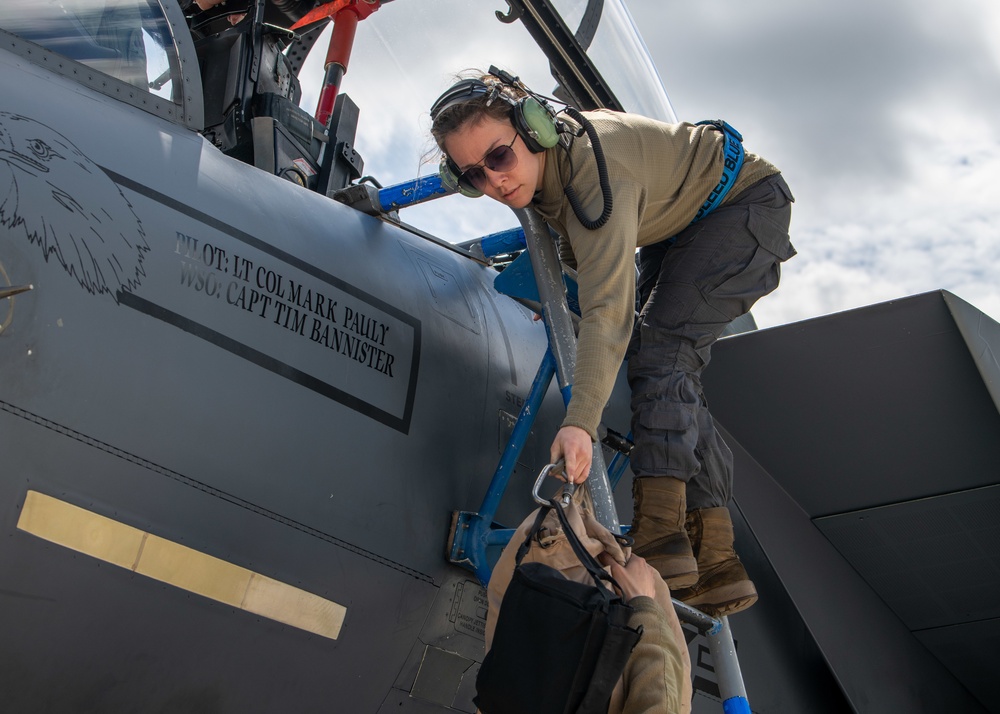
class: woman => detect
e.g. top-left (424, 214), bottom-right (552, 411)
top-left (430, 69), bottom-right (795, 616)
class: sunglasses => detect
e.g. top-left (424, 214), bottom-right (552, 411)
top-left (455, 134), bottom-right (520, 193)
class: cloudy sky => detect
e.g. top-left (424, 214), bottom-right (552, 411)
top-left (628, 0), bottom-right (1000, 328)
top-left (301, 0), bottom-right (1000, 329)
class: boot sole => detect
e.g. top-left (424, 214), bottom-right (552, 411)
top-left (674, 581), bottom-right (758, 617)
top-left (646, 558), bottom-right (698, 592)
top-left (660, 567), bottom-right (698, 589)
top-left (664, 571), bottom-right (699, 589)
top-left (634, 550), bottom-right (699, 589)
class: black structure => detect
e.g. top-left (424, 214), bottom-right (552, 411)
top-left (704, 290), bottom-right (1000, 713)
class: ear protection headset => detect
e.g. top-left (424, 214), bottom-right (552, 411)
top-left (431, 67), bottom-right (613, 230)
top-left (431, 67), bottom-right (561, 197)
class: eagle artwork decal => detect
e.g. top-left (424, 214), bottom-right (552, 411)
top-left (0, 111), bottom-right (148, 302)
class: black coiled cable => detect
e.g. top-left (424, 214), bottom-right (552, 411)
top-left (561, 106), bottom-right (613, 230)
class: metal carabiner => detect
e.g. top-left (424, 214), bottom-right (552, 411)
top-left (532, 460), bottom-right (574, 507)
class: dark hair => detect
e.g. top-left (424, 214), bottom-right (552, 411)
top-left (430, 71), bottom-right (528, 152)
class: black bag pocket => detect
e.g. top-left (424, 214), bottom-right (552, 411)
top-left (475, 504), bottom-right (642, 714)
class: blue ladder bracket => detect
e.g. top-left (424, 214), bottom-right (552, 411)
top-left (448, 512), bottom-right (515, 586)
top-left (377, 174), bottom-right (452, 212)
top-left (479, 227), bottom-right (526, 258)
top-left (332, 174), bottom-right (454, 216)
top-left (447, 349), bottom-right (557, 586)
top-left (607, 433), bottom-right (632, 490)
top-left (723, 697), bottom-right (752, 714)
top-left (493, 251), bottom-right (582, 317)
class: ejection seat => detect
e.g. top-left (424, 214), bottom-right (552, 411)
top-left (190, 0), bottom-right (326, 188)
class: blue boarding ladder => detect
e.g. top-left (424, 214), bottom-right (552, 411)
top-left (340, 174), bottom-right (752, 714)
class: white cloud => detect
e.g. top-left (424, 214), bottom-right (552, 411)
top-left (627, 0), bottom-right (1000, 325)
top-left (761, 100), bottom-right (1000, 328)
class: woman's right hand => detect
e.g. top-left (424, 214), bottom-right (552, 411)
top-left (550, 425), bottom-right (593, 484)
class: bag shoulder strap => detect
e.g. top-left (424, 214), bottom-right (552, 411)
top-left (514, 500), bottom-right (624, 597)
top-left (514, 505), bottom-right (552, 565)
top-left (549, 500), bottom-right (618, 590)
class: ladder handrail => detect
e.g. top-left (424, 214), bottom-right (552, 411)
top-left (514, 206), bottom-right (620, 531)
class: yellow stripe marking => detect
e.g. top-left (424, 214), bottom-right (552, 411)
top-left (17, 490), bottom-right (346, 640)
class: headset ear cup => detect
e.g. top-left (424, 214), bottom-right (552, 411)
top-left (516, 97), bottom-right (559, 152)
top-left (439, 155), bottom-right (483, 198)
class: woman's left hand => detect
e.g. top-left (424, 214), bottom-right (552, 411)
top-left (599, 553), bottom-right (659, 602)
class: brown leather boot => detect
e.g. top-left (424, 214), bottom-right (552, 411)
top-left (672, 507), bottom-right (758, 617)
top-left (629, 476), bottom-right (698, 588)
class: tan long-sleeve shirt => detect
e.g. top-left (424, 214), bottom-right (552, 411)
top-left (531, 110), bottom-right (779, 439)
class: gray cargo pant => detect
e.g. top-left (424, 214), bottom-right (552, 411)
top-left (626, 173), bottom-right (796, 510)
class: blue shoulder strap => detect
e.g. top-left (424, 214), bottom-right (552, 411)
top-left (690, 120), bottom-right (745, 224)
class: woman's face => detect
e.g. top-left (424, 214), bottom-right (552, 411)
top-left (443, 115), bottom-right (545, 209)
